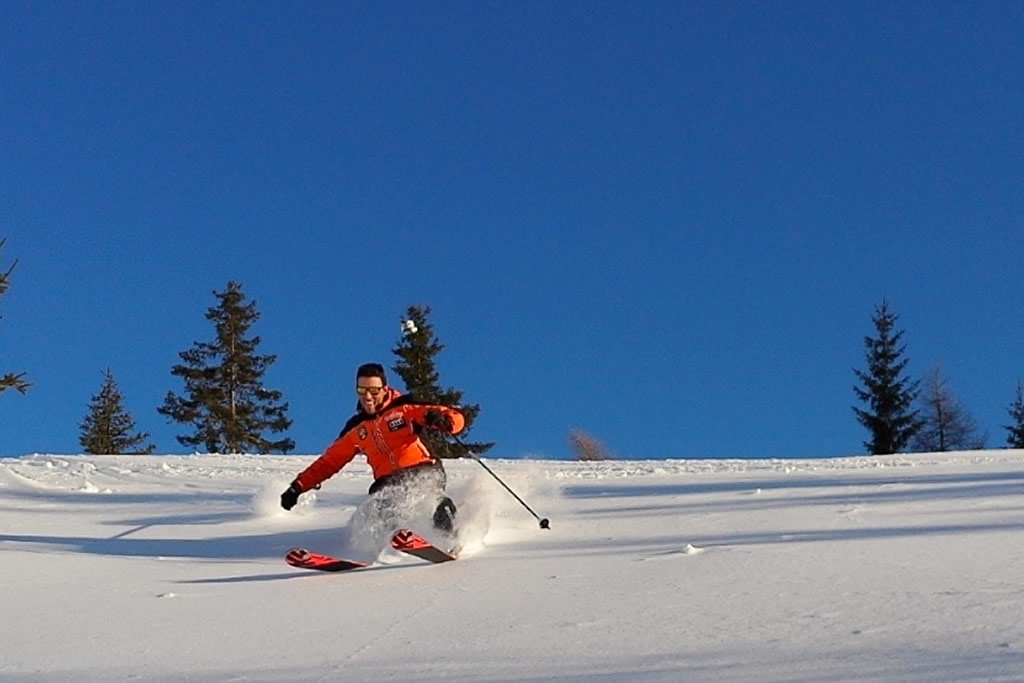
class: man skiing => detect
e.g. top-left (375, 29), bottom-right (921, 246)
top-left (280, 363), bottom-right (465, 555)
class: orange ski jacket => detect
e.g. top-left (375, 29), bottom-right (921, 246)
top-left (293, 388), bottom-right (465, 492)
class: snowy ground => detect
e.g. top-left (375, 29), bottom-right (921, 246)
top-left (3, 451), bottom-right (1024, 682)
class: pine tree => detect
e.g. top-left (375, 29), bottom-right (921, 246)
top-left (391, 305), bottom-right (493, 458)
top-left (910, 366), bottom-right (986, 452)
top-left (79, 369), bottom-right (155, 454)
top-left (1005, 381), bottom-right (1024, 448)
top-left (853, 298), bottom-right (922, 455)
top-left (1, 238), bottom-right (29, 395)
top-left (158, 281), bottom-right (294, 454)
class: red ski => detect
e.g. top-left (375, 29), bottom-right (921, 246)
top-left (285, 530), bottom-right (458, 572)
top-left (390, 529), bottom-right (459, 564)
top-left (285, 547), bottom-right (368, 573)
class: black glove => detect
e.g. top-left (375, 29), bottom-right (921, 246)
top-left (424, 409), bottom-right (454, 433)
top-left (280, 482), bottom-right (302, 511)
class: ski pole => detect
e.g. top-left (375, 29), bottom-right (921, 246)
top-left (451, 433), bottom-right (550, 530)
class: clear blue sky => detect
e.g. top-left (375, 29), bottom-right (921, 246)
top-left (2, 1), bottom-right (1022, 459)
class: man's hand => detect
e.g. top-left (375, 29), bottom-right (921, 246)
top-left (280, 482), bottom-right (302, 511)
top-left (424, 409), bottom-right (455, 433)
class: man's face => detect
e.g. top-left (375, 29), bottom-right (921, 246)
top-left (356, 376), bottom-right (387, 414)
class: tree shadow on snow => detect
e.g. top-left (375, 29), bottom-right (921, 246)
top-left (561, 468), bottom-right (1024, 501)
top-left (573, 478), bottom-right (1024, 518)
top-left (0, 524), bottom-right (350, 563)
top-left (0, 487), bottom-right (253, 507)
top-left (530, 519), bottom-right (1024, 559)
top-left (104, 511), bottom-right (256, 530)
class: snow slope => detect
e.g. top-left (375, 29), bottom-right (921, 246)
top-left (3, 451), bottom-right (1024, 681)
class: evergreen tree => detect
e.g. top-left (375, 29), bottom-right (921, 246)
top-left (79, 369), bottom-right (155, 454)
top-left (158, 281), bottom-right (294, 454)
top-left (391, 305), bottom-right (493, 458)
top-left (1, 238), bottom-right (29, 395)
top-left (853, 298), bottom-right (922, 454)
top-left (910, 365), bottom-right (986, 452)
top-left (1005, 381), bottom-right (1024, 448)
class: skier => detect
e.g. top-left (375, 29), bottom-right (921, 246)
top-left (280, 363), bottom-right (465, 554)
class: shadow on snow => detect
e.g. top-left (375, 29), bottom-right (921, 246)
top-left (527, 519), bottom-right (1024, 560)
top-left (0, 524), bottom-right (350, 563)
top-left (561, 468), bottom-right (1024, 500)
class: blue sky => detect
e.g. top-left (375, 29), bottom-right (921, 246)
top-left (1, 1), bottom-right (1022, 459)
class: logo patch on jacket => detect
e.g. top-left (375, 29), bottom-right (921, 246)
top-left (358, 426), bottom-right (368, 440)
top-left (385, 414), bottom-right (407, 432)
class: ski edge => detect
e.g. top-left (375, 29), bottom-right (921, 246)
top-left (285, 547), bottom-right (369, 573)
top-left (285, 529), bottom-right (460, 573)
top-left (390, 529), bottom-right (460, 564)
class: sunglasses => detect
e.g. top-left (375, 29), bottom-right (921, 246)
top-left (355, 385), bottom-right (386, 396)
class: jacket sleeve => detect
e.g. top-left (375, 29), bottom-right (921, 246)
top-left (294, 432), bottom-right (360, 492)
top-left (406, 404), bottom-right (466, 435)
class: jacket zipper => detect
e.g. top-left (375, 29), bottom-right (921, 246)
top-left (372, 420), bottom-right (397, 470)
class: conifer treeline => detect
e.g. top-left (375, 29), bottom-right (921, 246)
top-left (74, 285), bottom-right (489, 455)
top-left (852, 298), bottom-right (1021, 454)
top-left (4, 236), bottom-right (1024, 455)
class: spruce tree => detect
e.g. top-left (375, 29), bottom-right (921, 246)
top-left (910, 365), bottom-right (985, 452)
top-left (1005, 381), bottom-right (1024, 448)
top-left (158, 281), bottom-right (294, 454)
top-left (1, 238), bottom-right (29, 395)
top-left (79, 369), bottom-right (155, 454)
top-left (853, 298), bottom-right (922, 454)
top-left (391, 305), bottom-right (493, 458)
